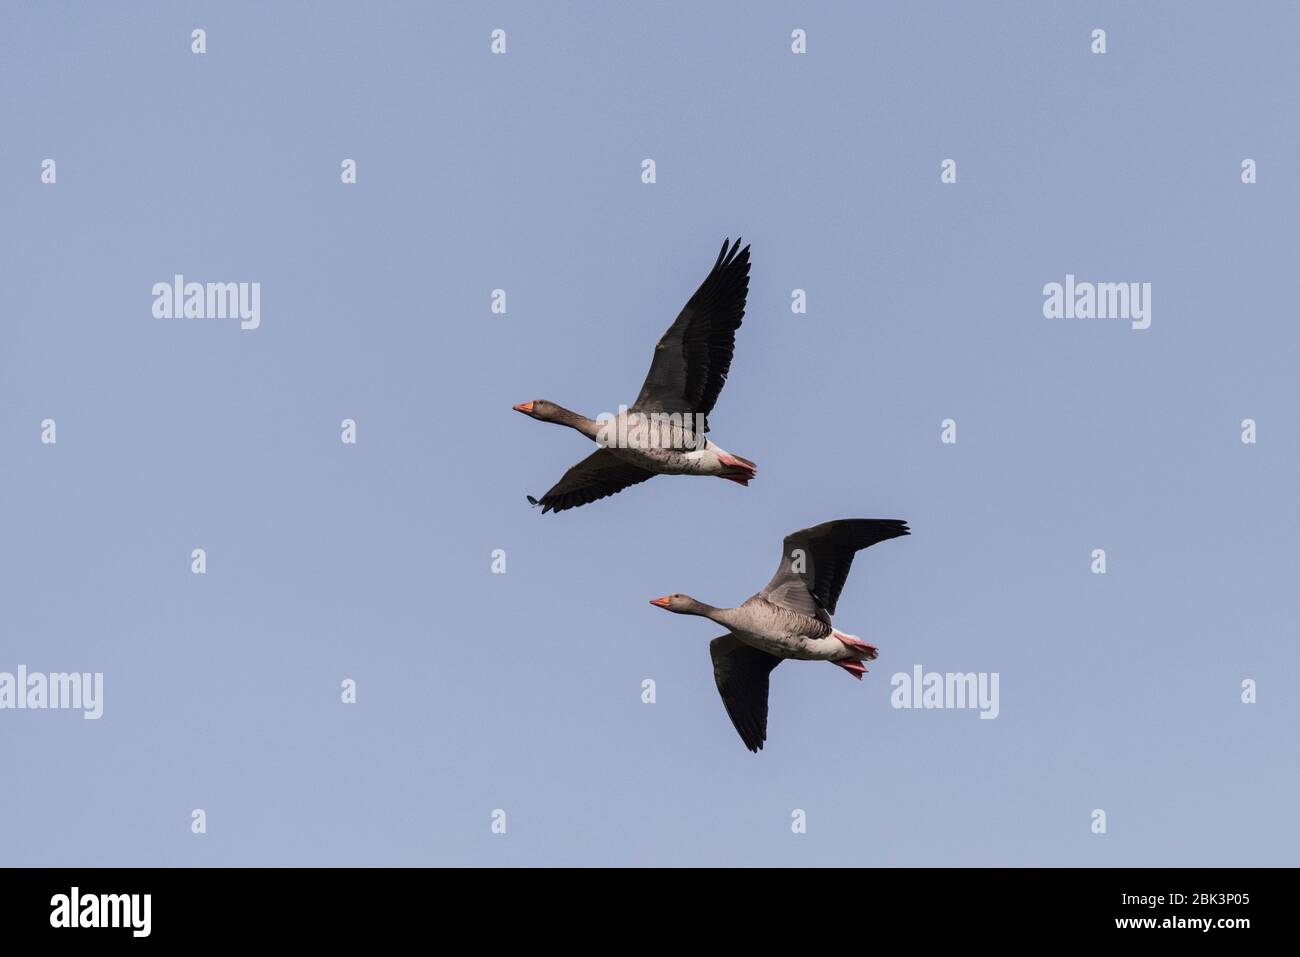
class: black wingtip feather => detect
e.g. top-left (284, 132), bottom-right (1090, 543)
top-left (713, 236), bottom-right (748, 273)
top-left (715, 238), bottom-right (730, 269)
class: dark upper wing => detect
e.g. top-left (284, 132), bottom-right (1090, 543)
top-left (759, 519), bottom-right (910, 619)
top-left (527, 449), bottom-right (656, 514)
top-left (709, 635), bottom-right (782, 753)
top-left (630, 238), bottom-right (751, 431)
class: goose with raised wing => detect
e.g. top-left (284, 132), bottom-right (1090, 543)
top-left (514, 238), bottom-right (756, 514)
top-left (649, 519), bottom-right (910, 752)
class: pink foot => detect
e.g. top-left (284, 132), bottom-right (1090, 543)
top-left (833, 630), bottom-right (878, 661)
top-left (716, 453), bottom-right (757, 485)
top-left (832, 658), bottom-right (867, 680)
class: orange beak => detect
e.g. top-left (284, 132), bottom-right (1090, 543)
top-left (513, 402), bottom-right (534, 414)
top-left (649, 596), bottom-right (671, 608)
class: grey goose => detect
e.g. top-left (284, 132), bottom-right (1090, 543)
top-left (514, 238), bottom-right (756, 513)
top-left (650, 519), bottom-right (910, 752)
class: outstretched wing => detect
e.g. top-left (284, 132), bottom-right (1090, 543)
top-left (527, 449), bottom-right (656, 514)
top-left (709, 635), bottom-right (782, 753)
top-left (630, 238), bottom-right (751, 432)
top-left (760, 519), bottom-right (910, 619)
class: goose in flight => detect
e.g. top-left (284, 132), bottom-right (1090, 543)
top-left (649, 519), bottom-right (910, 752)
top-left (514, 238), bottom-right (756, 513)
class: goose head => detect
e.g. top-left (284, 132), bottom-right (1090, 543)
top-left (512, 399), bottom-right (562, 422)
top-left (649, 594), bottom-right (710, 616)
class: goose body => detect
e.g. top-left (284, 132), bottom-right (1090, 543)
top-left (602, 412), bottom-right (747, 477)
top-left (515, 239), bottom-right (756, 513)
top-left (650, 519), bottom-right (911, 752)
top-left (715, 598), bottom-right (853, 661)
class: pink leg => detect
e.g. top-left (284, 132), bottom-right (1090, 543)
top-left (716, 453), bottom-right (757, 485)
top-left (832, 658), bottom-right (867, 680)
top-left (833, 630), bottom-right (878, 661)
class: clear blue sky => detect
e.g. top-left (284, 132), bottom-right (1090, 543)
top-left (1, 1), bottom-right (1296, 866)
